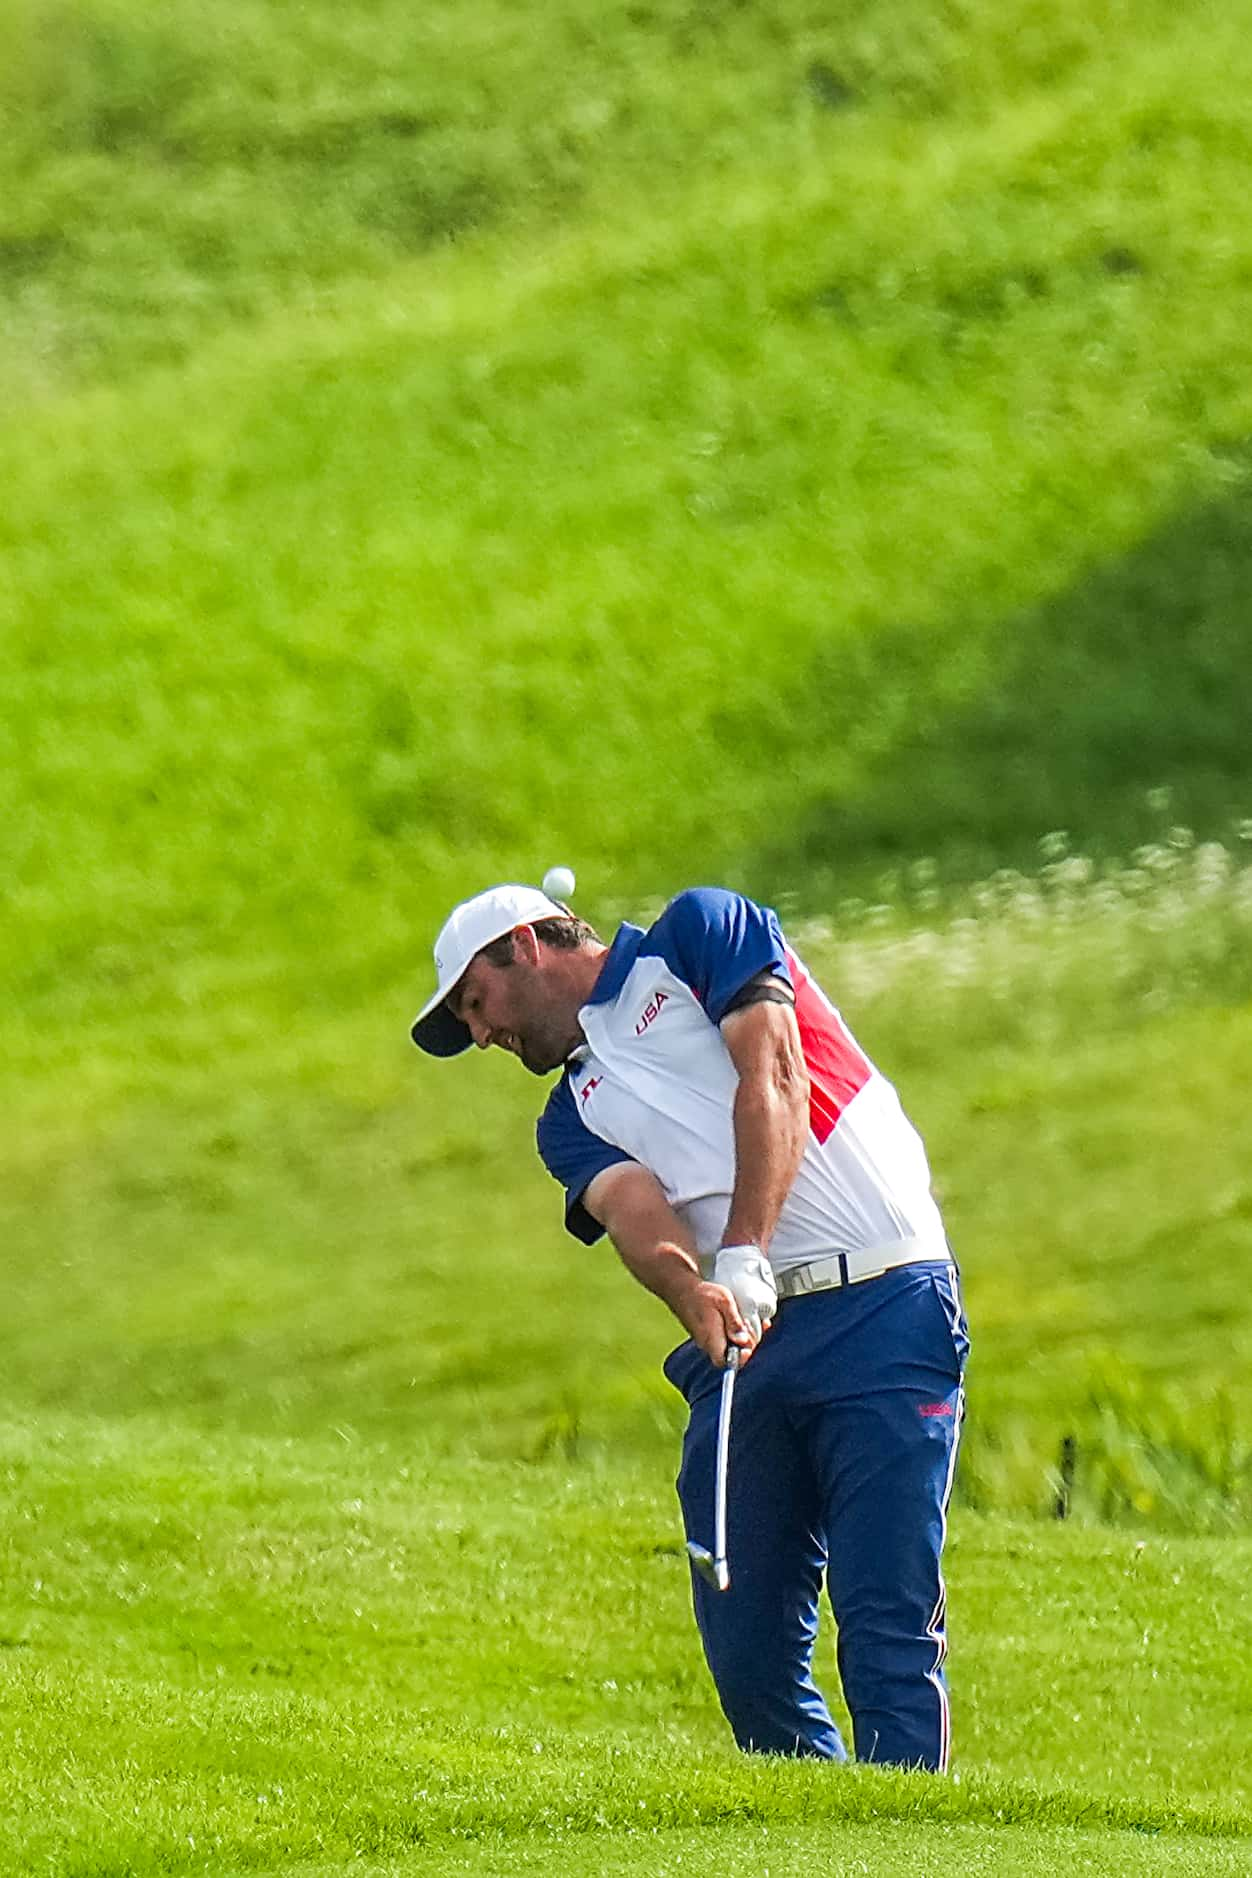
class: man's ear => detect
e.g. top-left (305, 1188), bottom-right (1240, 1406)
top-left (511, 923), bottom-right (541, 967)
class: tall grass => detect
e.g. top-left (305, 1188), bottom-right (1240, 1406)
top-left (800, 823), bottom-right (1252, 1054)
top-left (783, 826), bottom-right (1252, 1532)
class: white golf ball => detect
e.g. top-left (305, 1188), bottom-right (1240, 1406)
top-left (543, 865), bottom-right (576, 901)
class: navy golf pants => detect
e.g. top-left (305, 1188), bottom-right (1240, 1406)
top-left (664, 1262), bottom-right (969, 1770)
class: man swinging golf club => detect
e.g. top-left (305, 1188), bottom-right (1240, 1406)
top-left (411, 876), bottom-right (969, 1769)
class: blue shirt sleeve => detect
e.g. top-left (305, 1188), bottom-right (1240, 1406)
top-left (645, 887), bottom-right (791, 1024)
top-left (536, 1076), bottom-right (634, 1245)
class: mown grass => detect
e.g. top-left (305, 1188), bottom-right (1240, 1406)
top-left (2, 1414), bottom-right (1249, 1874)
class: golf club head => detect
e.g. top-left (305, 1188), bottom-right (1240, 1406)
top-left (686, 1540), bottom-right (730, 1593)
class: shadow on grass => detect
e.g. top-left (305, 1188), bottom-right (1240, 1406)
top-left (752, 456), bottom-right (1252, 883)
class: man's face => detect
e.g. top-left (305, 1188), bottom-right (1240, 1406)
top-left (451, 939), bottom-right (577, 1076)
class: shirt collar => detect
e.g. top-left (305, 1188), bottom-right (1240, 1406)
top-left (583, 921), bottom-right (645, 1008)
top-left (563, 923), bottom-right (646, 1070)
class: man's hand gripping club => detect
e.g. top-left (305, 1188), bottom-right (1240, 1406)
top-left (666, 1265), bottom-right (766, 1367)
top-left (676, 1245), bottom-right (777, 1367)
top-left (711, 1244), bottom-right (777, 1344)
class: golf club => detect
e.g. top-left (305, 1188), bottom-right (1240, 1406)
top-left (686, 1343), bottom-right (741, 1593)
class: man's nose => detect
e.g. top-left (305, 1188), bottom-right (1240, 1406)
top-left (466, 1013), bottom-right (492, 1049)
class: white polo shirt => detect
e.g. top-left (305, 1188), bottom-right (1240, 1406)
top-left (536, 889), bottom-right (948, 1275)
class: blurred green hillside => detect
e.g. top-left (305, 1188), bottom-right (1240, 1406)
top-left (4, 0), bottom-right (1252, 1077)
top-left (2, 0), bottom-right (1251, 1504)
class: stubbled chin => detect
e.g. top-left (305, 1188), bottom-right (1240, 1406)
top-left (521, 1044), bottom-right (563, 1076)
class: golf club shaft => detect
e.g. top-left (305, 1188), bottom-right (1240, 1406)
top-left (714, 1345), bottom-right (740, 1584)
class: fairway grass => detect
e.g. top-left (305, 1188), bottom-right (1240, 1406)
top-left (331, 1827), bottom-right (1252, 1878)
top-left (2, 1415), bottom-right (1249, 1874)
top-left (355, 1828), bottom-right (1252, 1878)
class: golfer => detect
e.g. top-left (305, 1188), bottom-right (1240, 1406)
top-left (412, 882), bottom-right (969, 1770)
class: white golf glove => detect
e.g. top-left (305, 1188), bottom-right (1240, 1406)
top-left (713, 1245), bottom-right (778, 1342)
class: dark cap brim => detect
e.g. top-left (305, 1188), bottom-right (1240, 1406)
top-left (410, 999), bottom-right (473, 1057)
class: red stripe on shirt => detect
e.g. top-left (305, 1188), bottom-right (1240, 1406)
top-left (785, 947), bottom-right (872, 1144)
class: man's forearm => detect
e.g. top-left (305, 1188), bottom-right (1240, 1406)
top-left (583, 1161), bottom-right (760, 1364)
top-left (585, 1164), bottom-right (706, 1322)
top-left (721, 1072), bottom-right (809, 1255)
top-left (612, 1233), bottom-right (704, 1318)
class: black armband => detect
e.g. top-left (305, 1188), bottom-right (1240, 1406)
top-left (720, 971), bottom-right (796, 1019)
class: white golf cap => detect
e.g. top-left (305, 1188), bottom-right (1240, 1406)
top-left (410, 884), bottom-right (567, 1057)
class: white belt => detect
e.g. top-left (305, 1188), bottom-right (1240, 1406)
top-left (774, 1237), bottom-right (951, 1299)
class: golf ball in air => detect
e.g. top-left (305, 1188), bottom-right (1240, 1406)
top-left (543, 866), bottom-right (576, 900)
